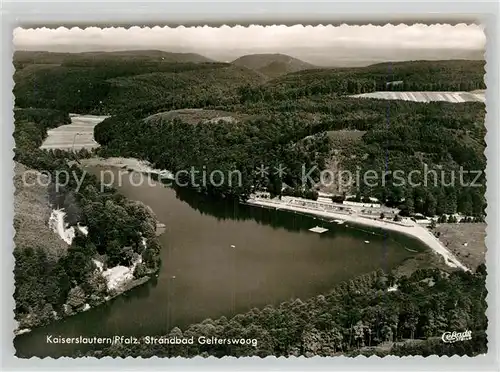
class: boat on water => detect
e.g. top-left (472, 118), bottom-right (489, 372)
top-left (309, 226), bottom-right (329, 234)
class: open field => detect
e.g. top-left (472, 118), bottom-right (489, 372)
top-left (40, 114), bottom-right (108, 151)
top-left (435, 223), bottom-right (486, 270)
top-left (144, 108), bottom-right (248, 125)
top-left (327, 129), bottom-right (367, 142)
top-left (350, 91), bottom-right (485, 103)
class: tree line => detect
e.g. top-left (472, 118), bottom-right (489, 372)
top-left (94, 95), bottom-right (486, 218)
top-left (88, 265), bottom-right (487, 358)
top-left (238, 60), bottom-right (485, 101)
top-left (94, 113), bottom-right (331, 200)
top-left (14, 59), bottom-right (262, 115)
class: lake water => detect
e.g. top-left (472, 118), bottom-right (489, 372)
top-left (14, 167), bottom-right (425, 357)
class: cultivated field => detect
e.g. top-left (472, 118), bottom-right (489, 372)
top-left (40, 114), bottom-right (108, 151)
top-left (350, 91), bottom-right (485, 103)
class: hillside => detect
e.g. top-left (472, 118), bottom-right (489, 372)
top-left (239, 60), bottom-right (486, 100)
top-left (13, 50), bottom-right (213, 69)
top-left (14, 54), bottom-right (265, 115)
top-left (13, 58), bottom-right (487, 218)
top-left (92, 59), bottom-right (486, 219)
top-left (13, 107), bottom-right (165, 330)
top-left (14, 161), bottom-right (68, 262)
top-left (101, 65), bottom-right (265, 114)
top-left (232, 53), bottom-right (316, 77)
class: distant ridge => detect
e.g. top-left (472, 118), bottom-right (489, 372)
top-left (231, 53), bottom-right (316, 78)
top-left (14, 50), bottom-right (214, 65)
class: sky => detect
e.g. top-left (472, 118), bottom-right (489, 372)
top-left (13, 24), bottom-right (486, 66)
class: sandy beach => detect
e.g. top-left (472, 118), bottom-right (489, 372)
top-left (246, 197), bottom-right (468, 271)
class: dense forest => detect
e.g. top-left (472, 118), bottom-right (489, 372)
top-left (239, 60), bottom-right (486, 101)
top-left (95, 113), bottom-right (331, 200)
top-left (88, 265), bottom-right (487, 357)
top-left (14, 109), bottom-right (162, 329)
top-left (94, 98), bottom-right (486, 218)
top-left (14, 58), bottom-right (264, 115)
top-left (232, 69), bottom-right (486, 218)
top-left (13, 50), bottom-right (214, 69)
top-left (13, 55), bottom-right (487, 219)
top-left (13, 53), bottom-right (487, 356)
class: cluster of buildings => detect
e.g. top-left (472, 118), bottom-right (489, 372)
top-left (251, 191), bottom-right (398, 220)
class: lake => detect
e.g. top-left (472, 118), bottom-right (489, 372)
top-left (14, 167), bottom-right (425, 357)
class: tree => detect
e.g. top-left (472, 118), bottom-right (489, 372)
top-left (353, 320), bottom-right (366, 348)
top-left (167, 327), bottom-right (189, 357)
top-left (66, 285), bottom-right (86, 309)
top-left (106, 239), bottom-right (123, 267)
top-left (400, 196), bottom-right (414, 216)
top-left (134, 262), bottom-right (147, 278)
top-left (435, 188), bottom-right (446, 216)
top-left (381, 324), bottom-right (393, 342)
top-left (424, 193), bottom-right (437, 217)
top-left (63, 250), bottom-right (92, 283)
top-left (444, 188), bottom-right (458, 214)
top-left (401, 302), bottom-right (419, 340)
top-left (457, 191), bottom-right (471, 216)
top-left (45, 263), bottom-right (71, 306)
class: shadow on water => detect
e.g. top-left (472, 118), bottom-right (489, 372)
top-left (171, 185), bottom-right (426, 253)
top-left (172, 186), bottom-right (303, 228)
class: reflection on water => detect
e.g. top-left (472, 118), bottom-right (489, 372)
top-left (14, 168), bottom-right (424, 357)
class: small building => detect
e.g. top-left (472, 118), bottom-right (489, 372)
top-left (254, 191), bottom-right (271, 199)
top-left (386, 80), bottom-right (404, 87)
top-left (343, 200), bottom-right (381, 208)
top-left (317, 197), bottom-right (333, 204)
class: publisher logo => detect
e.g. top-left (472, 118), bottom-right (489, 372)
top-left (441, 330), bottom-right (472, 343)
